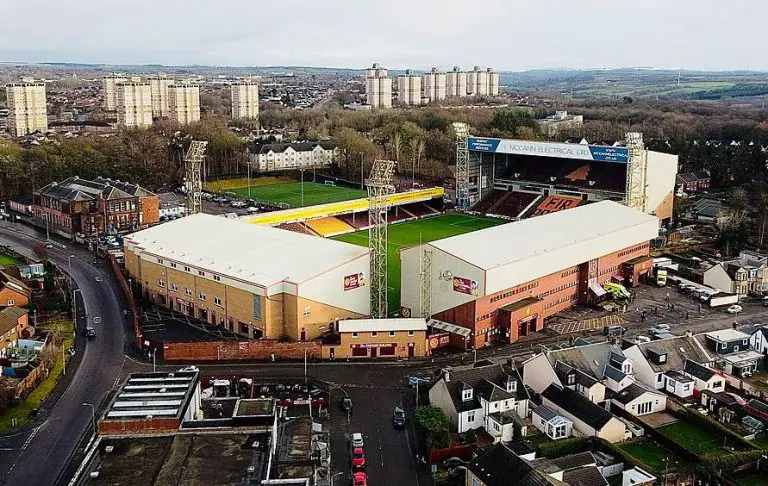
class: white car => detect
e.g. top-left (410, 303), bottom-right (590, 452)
top-left (350, 432), bottom-right (364, 449)
top-left (247, 206), bottom-right (259, 213)
top-left (726, 304), bottom-right (743, 314)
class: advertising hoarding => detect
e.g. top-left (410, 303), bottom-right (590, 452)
top-left (468, 137), bottom-right (629, 163)
top-left (343, 272), bottom-right (364, 291)
top-left (452, 276), bottom-right (478, 296)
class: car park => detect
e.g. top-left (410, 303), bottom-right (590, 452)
top-left (393, 407), bottom-right (406, 429)
top-left (727, 304), bottom-right (743, 314)
top-left (351, 447), bottom-right (366, 468)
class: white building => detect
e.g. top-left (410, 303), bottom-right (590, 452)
top-left (541, 384), bottom-right (627, 443)
top-left (530, 404), bottom-right (573, 440)
top-left (246, 142), bottom-right (338, 172)
top-left (397, 70), bottom-right (422, 106)
top-left (116, 82), bottom-right (153, 128)
top-left (622, 336), bottom-right (712, 392)
top-left (168, 84), bottom-right (201, 125)
top-left (445, 66), bottom-right (467, 98)
top-left (683, 359), bottom-right (726, 395)
top-left (364, 63), bottom-right (392, 109)
top-left (750, 325), bottom-right (768, 354)
top-left (422, 67), bottom-right (446, 103)
top-left (231, 81), bottom-right (260, 121)
top-left (6, 83), bottom-right (48, 136)
top-left (467, 66), bottom-right (489, 97)
top-left (149, 75), bottom-right (174, 118)
top-left (103, 75), bottom-right (128, 111)
top-left (610, 383), bottom-right (667, 416)
top-left (488, 68), bottom-right (500, 96)
top-left (428, 362), bottom-right (529, 441)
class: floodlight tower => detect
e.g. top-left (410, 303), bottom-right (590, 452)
top-left (367, 159), bottom-right (396, 319)
top-left (453, 122), bottom-right (470, 209)
top-left (184, 140), bottom-right (208, 215)
top-left (623, 132), bottom-right (648, 212)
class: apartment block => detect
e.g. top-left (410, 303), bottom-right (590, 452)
top-left (364, 63), bottom-right (392, 109)
top-left (168, 84), bottom-right (201, 125)
top-left (422, 67), bottom-right (446, 103)
top-left (397, 70), bottom-right (422, 106)
top-left (231, 81), bottom-right (259, 121)
top-left (149, 75), bottom-right (174, 118)
top-left (103, 75), bottom-right (127, 111)
top-left (467, 66), bottom-right (489, 96)
top-left (116, 82), bottom-right (153, 128)
top-left (6, 83), bottom-right (48, 137)
top-left (445, 66), bottom-right (467, 97)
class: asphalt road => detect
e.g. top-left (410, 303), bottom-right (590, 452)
top-left (0, 223), bottom-right (131, 486)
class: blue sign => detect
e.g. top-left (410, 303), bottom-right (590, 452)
top-left (467, 137), bottom-right (629, 164)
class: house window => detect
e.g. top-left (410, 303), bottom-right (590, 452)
top-left (199, 292), bottom-right (206, 301)
top-left (389, 331), bottom-right (396, 337)
top-left (466, 411), bottom-right (475, 422)
top-left (303, 306), bottom-right (311, 317)
top-left (158, 279), bottom-right (165, 288)
top-left (170, 262), bottom-right (177, 268)
top-left (712, 380), bottom-right (723, 389)
top-left (6, 299), bottom-right (13, 306)
top-left (170, 283), bottom-right (178, 292)
top-left (734, 345), bottom-right (740, 352)
top-left (214, 297), bottom-right (222, 306)
top-left (158, 258), bottom-right (164, 264)
top-left (656, 374), bottom-right (663, 384)
top-left (253, 295), bottom-right (262, 320)
top-left (352, 332), bottom-right (358, 338)
top-left (462, 390), bottom-right (472, 401)
top-left (408, 330), bottom-right (414, 336)
top-left (213, 275), bottom-right (221, 282)
top-left (371, 331), bottom-right (378, 337)
top-left (567, 374), bottom-right (575, 385)
top-left (184, 266), bottom-right (190, 272)
top-left (185, 287), bottom-right (192, 296)
top-left (198, 270), bottom-right (205, 276)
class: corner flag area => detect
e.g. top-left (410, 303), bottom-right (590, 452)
top-left (332, 213), bottom-right (505, 313)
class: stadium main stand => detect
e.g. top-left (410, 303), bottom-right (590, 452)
top-left (499, 155), bottom-right (626, 193)
top-left (527, 195), bottom-right (582, 218)
top-left (305, 217), bottom-right (356, 237)
top-left (489, 191), bottom-right (540, 218)
top-left (471, 189), bottom-right (506, 214)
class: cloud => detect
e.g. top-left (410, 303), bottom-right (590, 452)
top-left (0, 0), bottom-right (764, 70)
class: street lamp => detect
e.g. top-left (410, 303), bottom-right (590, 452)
top-left (330, 471), bottom-right (343, 486)
top-left (82, 402), bottom-right (96, 438)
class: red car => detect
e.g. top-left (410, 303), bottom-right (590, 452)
top-left (353, 471), bottom-right (368, 486)
top-left (351, 447), bottom-right (366, 468)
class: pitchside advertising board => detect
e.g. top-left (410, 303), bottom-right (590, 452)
top-left (468, 137), bottom-right (629, 163)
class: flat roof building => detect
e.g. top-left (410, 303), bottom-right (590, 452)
top-left (124, 214), bottom-right (370, 342)
top-left (401, 201), bottom-right (659, 348)
top-left (116, 82), bottom-right (153, 128)
top-left (149, 75), bottom-right (174, 118)
top-left (323, 318), bottom-right (429, 359)
top-left (168, 84), bottom-right (201, 125)
top-left (6, 83), bottom-right (48, 137)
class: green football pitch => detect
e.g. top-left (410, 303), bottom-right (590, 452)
top-left (332, 213), bottom-right (505, 313)
top-left (227, 182), bottom-right (366, 208)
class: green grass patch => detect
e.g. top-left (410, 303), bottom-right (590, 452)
top-left (333, 213), bottom-right (506, 312)
top-left (620, 440), bottom-right (683, 473)
top-left (0, 320), bottom-right (74, 433)
top-left (0, 253), bottom-right (22, 267)
top-left (204, 176), bottom-right (294, 192)
top-left (658, 420), bottom-right (727, 455)
top-left (226, 182), bottom-right (366, 208)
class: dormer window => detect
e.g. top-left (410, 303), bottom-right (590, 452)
top-left (567, 373), bottom-right (576, 385)
top-left (506, 378), bottom-right (517, 393)
top-left (622, 361), bottom-right (633, 374)
top-left (462, 388), bottom-right (473, 402)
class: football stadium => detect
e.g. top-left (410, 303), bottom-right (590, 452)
top-left (463, 135), bottom-right (678, 224)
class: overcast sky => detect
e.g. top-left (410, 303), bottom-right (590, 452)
top-left (1, 0), bottom-right (764, 71)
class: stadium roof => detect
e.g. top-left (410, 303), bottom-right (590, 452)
top-left (125, 213), bottom-right (368, 288)
top-left (428, 201), bottom-right (659, 294)
top-left (337, 318), bottom-right (427, 333)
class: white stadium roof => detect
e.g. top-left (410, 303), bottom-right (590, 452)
top-left (337, 318), bottom-right (427, 333)
top-left (429, 201), bottom-right (659, 294)
top-left (125, 213), bottom-right (369, 288)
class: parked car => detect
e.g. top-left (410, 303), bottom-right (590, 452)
top-left (352, 471), bottom-right (368, 486)
top-left (727, 304), bottom-right (743, 314)
top-left (178, 365), bottom-right (199, 373)
top-left (340, 396), bottom-right (353, 414)
top-left (393, 407), bottom-right (406, 429)
top-left (350, 432), bottom-right (364, 449)
top-left (351, 447), bottom-right (366, 468)
top-left (85, 327), bottom-right (96, 338)
top-left (443, 457), bottom-right (466, 470)
top-left (246, 206), bottom-right (259, 213)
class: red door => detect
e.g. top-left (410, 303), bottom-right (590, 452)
top-left (408, 344), bottom-right (415, 359)
top-left (370, 347), bottom-right (377, 358)
top-left (300, 329), bottom-right (307, 341)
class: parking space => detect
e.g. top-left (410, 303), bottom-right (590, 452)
top-left (328, 369), bottom-right (423, 486)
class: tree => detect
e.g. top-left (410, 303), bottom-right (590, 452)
top-left (414, 405), bottom-right (450, 449)
top-left (0, 376), bottom-right (17, 411)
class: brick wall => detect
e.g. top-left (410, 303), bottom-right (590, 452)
top-left (140, 195), bottom-right (160, 226)
top-left (162, 339), bottom-right (322, 362)
top-left (109, 254), bottom-right (141, 349)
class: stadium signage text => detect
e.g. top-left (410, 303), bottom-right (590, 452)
top-left (468, 137), bottom-right (629, 163)
top-left (344, 272), bottom-right (364, 291)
